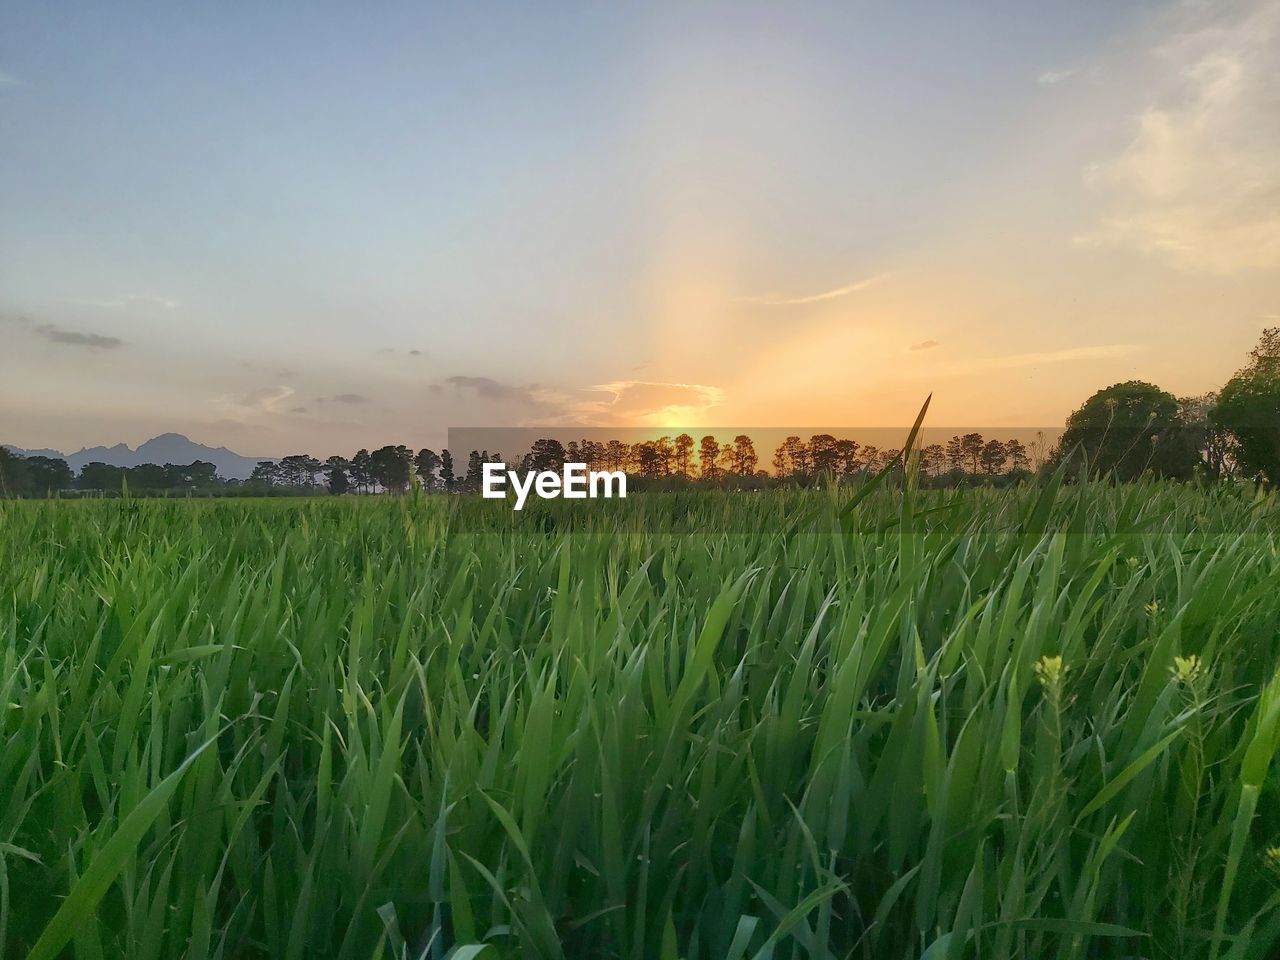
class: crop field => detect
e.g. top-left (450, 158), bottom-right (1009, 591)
top-left (3, 484), bottom-right (1280, 960)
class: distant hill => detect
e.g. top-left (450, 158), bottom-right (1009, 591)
top-left (3, 433), bottom-right (270, 480)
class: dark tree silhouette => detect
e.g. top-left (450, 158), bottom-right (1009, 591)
top-left (1212, 328), bottom-right (1280, 484)
top-left (979, 439), bottom-right (1008, 475)
top-left (958, 434), bottom-right (985, 474)
top-left (730, 435), bottom-right (758, 475)
top-left (350, 450), bottom-right (372, 493)
top-left (673, 434), bottom-right (695, 478)
top-left (251, 461), bottom-right (280, 486)
top-left (1004, 439), bottom-right (1030, 473)
top-left (699, 435), bottom-right (723, 480)
top-left (77, 461), bottom-right (125, 491)
top-left (0, 447), bottom-right (31, 496)
top-left (325, 456), bottom-right (350, 495)
top-left (369, 445), bottom-right (413, 493)
top-left (414, 449), bottom-right (441, 490)
top-left (1057, 381), bottom-right (1197, 480)
top-left (439, 449), bottom-right (455, 492)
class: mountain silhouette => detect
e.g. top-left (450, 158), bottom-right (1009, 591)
top-left (3, 434), bottom-right (269, 480)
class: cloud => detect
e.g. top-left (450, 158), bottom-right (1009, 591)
top-left (1037, 66), bottom-right (1081, 85)
top-left (570, 380), bottom-right (726, 426)
top-left (1077, 0), bottom-right (1280, 272)
top-left (318, 393), bottom-right (368, 405)
top-left (445, 376), bottom-right (532, 402)
top-left (909, 339), bottom-right (939, 351)
top-left (408, 349), bottom-right (424, 357)
top-left (926, 344), bottom-right (1140, 377)
top-left (35, 323), bottom-right (124, 349)
top-left (732, 272), bottom-right (891, 306)
top-left (221, 385), bottom-right (296, 415)
top-left (78, 293), bottom-right (180, 310)
top-left (290, 406), bottom-right (308, 414)
top-left (0, 70), bottom-right (22, 86)
top-left (438, 375), bottom-right (723, 427)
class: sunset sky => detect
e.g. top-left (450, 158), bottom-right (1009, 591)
top-left (2, 0), bottom-right (1277, 455)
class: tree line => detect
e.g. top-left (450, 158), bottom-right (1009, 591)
top-left (3, 329), bottom-right (1277, 498)
top-left (0, 432), bottom-right (1036, 498)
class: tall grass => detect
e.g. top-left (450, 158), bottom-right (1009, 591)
top-left (2, 481), bottom-right (1280, 959)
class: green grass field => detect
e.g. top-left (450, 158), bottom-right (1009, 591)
top-left (4, 484), bottom-right (1280, 959)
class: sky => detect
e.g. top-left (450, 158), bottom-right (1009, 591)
top-left (1, 0), bottom-right (1277, 456)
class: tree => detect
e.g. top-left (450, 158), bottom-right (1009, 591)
top-left (77, 461), bottom-right (125, 492)
top-left (673, 434), bottom-right (695, 478)
top-left (1245, 327), bottom-right (1280, 373)
top-left (251, 461), bottom-right (280, 486)
top-left (350, 450), bottom-right (372, 493)
top-left (979, 439), bottom-right (1008, 475)
top-left (24, 456), bottom-right (72, 494)
top-left (958, 434), bottom-right (985, 474)
top-left (920, 444), bottom-right (945, 477)
top-left (730, 435), bottom-right (758, 475)
top-left (604, 440), bottom-right (629, 470)
top-left (529, 439), bottom-right (567, 472)
top-left (1179, 394), bottom-right (1233, 477)
top-left (414, 449), bottom-right (441, 490)
top-left (632, 441), bottom-right (663, 478)
top-left (168, 460), bottom-right (218, 488)
top-left (279, 454), bottom-right (322, 488)
top-left (1004, 439), bottom-right (1030, 474)
top-left (1213, 384), bottom-right (1280, 484)
top-left (325, 456), bottom-right (350, 495)
top-left (654, 437), bottom-right (674, 476)
top-left (1058, 381), bottom-right (1197, 480)
top-left (699, 436), bottom-right (724, 481)
top-left (128, 463), bottom-right (169, 491)
top-left (1207, 329), bottom-right (1280, 484)
top-left (0, 447), bottom-right (31, 497)
top-left (807, 434), bottom-right (839, 475)
top-left (439, 449), bottom-right (456, 492)
top-left (581, 440), bottom-right (605, 468)
top-left (944, 436), bottom-right (965, 472)
top-left (773, 436), bottom-right (807, 477)
top-left (464, 450), bottom-right (485, 491)
top-left (369, 445), bottom-right (413, 493)
top-left (834, 439), bottom-right (861, 479)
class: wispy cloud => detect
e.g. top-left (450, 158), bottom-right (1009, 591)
top-left (77, 293), bottom-right (181, 310)
top-left (927, 344), bottom-right (1140, 377)
top-left (35, 323), bottom-right (124, 349)
top-left (1037, 66), bottom-right (1081, 85)
top-left (220, 385), bottom-right (296, 416)
top-left (909, 339), bottom-right (939, 352)
top-left (317, 393), bottom-right (368, 405)
top-left (445, 376), bottom-right (533, 402)
top-left (1076, 0), bottom-right (1280, 273)
top-left (732, 272), bottom-right (891, 306)
top-left (0, 69), bottom-right (23, 86)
